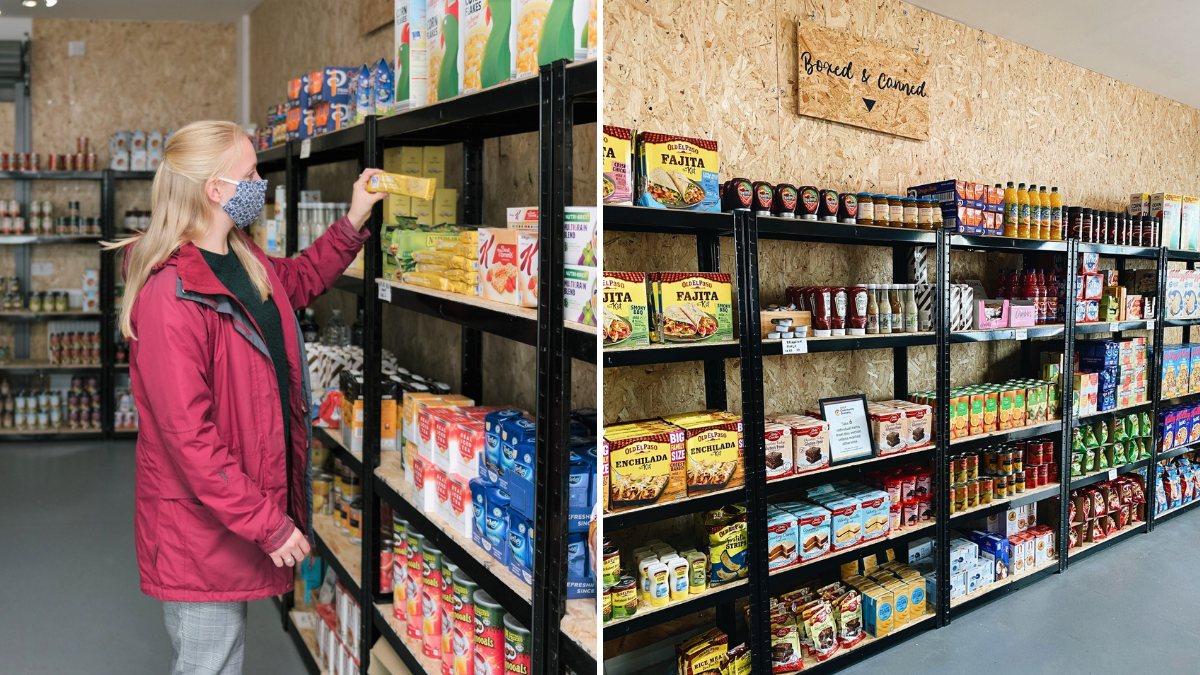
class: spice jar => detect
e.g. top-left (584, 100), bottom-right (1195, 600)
top-left (856, 193), bottom-right (874, 226)
top-left (798, 186), bottom-right (820, 220)
top-left (873, 194), bottom-right (890, 227)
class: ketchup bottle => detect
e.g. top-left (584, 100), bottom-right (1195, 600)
top-left (1045, 269), bottom-right (1059, 324)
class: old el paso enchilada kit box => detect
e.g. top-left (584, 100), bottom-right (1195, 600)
top-left (635, 132), bottom-right (720, 212)
top-left (604, 411), bottom-right (744, 511)
top-left (650, 272), bottom-right (734, 344)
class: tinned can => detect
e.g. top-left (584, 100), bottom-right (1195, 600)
top-left (442, 558), bottom-right (459, 674)
top-left (451, 569), bottom-right (478, 674)
top-left (392, 516), bottom-right (408, 622)
top-left (502, 613), bottom-right (531, 675)
top-left (602, 545), bottom-right (621, 586)
top-left (602, 586), bottom-right (613, 624)
top-left (473, 590), bottom-right (506, 675)
top-left (406, 528), bottom-right (425, 639)
top-left (86, 153), bottom-right (97, 172)
top-left (421, 539), bottom-right (444, 658)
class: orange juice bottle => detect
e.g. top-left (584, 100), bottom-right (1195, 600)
top-left (1017, 183), bottom-right (1031, 239)
top-left (1002, 181), bottom-right (1018, 237)
top-left (1038, 186), bottom-right (1051, 240)
top-left (1049, 187), bottom-right (1063, 240)
top-left (1027, 184), bottom-right (1040, 238)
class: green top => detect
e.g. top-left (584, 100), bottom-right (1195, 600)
top-left (200, 247), bottom-right (291, 448)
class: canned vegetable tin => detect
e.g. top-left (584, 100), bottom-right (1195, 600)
top-left (503, 613), bottom-right (531, 675)
top-left (392, 516), bottom-right (408, 623)
top-left (473, 590), bottom-right (506, 675)
top-left (405, 528), bottom-right (425, 639)
top-left (451, 569), bottom-right (479, 674)
top-left (441, 557), bottom-right (459, 674)
top-left (421, 539), bottom-right (444, 658)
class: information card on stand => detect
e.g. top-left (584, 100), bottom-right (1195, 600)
top-left (820, 394), bottom-right (875, 464)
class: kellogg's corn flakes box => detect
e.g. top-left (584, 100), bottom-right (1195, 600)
top-left (395, 0), bottom-right (428, 111)
top-left (512, 0), bottom-right (575, 79)
top-left (427, 0), bottom-right (463, 104)
top-left (461, 0), bottom-right (512, 94)
top-left (635, 132), bottom-right (720, 212)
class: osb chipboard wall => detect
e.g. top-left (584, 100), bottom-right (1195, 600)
top-left (603, 0), bottom-right (1200, 424)
top-left (251, 1), bottom-right (598, 409)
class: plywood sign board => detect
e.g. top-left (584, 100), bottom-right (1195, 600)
top-left (795, 21), bottom-right (930, 141)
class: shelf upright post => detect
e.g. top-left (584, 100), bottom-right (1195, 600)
top-left (359, 115), bottom-right (384, 674)
top-left (1146, 245), bottom-right (1169, 532)
top-left (461, 138), bottom-right (484, 403)
top-left (531, 59), bottom-right (571, 675)
top-left (934, 229), bottom-right (951, 626)
top-left (1057, 238), bottom-right (1079, 569)
top-left (892, 245), bottom-right (914, 399)
top-left (101, 169), bottom-right (116, 437)
top-left (697, 231), bottom-right (728, 410)
top-left (734, 210), bottom-right (772, 673)
top-left (285, 141), bottom-right (300, 257)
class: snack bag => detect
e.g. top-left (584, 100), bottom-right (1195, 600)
top-left (1112, 442), bottom-right (1127, 465)
top-left (1083, 448), bottom-right (1096, 472)
top-left (836, 590), bottom-right (864, 649)
top-left (806, 602), bottom-right (839, 661)
top-left (1083, 426), bottom-right (1100, 451)
top-left (1112, 417), bottom-right (1129, 443)
top-left (1127, 413), bottom-right (1141, 438)
top-left (1096, 447), bottom-right (1110, 470)
top-left (1141, 412), bottom-right (1153, 438)
top-left (1070, 452), bottom-right (1082, 477)
top-left (1094, 421), bottom-right (1109, 446)
top-left (705, 508), bottom-right (747, 585)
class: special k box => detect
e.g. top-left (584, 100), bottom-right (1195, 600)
top-left (1182, 196), bottom-right (1200, 252)
top-left (479, 227), bottom-right (538, 307)
top-left (1153, 192), bottom-right (1183, 249)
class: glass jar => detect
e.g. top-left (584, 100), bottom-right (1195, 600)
top-left (873, 194), bottom-right (889, 227)
top-left (902, 197), bottom-right (918, 229)
top-left (856, 192), bottom-right (874, 226)
top-left (888, 196), bottom-right (904, 228)
top-left (932, 205), bottom-right (944, 229)
top-left (917, 198), bottom-right (934, 229)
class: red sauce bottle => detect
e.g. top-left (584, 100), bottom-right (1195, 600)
top-left (811, 287), bottom-right (833, 337)
top-left (751, 181), bottom-right (774, 215)
top-left (773, 184), bottom-right (798, 219)
top-left (819, 189), bottom-right (840, 222)
top-left (838, 193), bottom-right (858, 224)
top-left (722, 178), bottom-right (753, 211)
top-left (798, 186), bottom-right (820, 220)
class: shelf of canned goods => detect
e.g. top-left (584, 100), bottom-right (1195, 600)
top-left (602, 206), bottom-right (1178, 675)
top-left (257, 59), bottom-right (598, 675)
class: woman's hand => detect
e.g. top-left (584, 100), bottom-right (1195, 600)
top-left (269, 527), bottom-right (311, 568)
top-left (348, 168), bottom-right (388, 230)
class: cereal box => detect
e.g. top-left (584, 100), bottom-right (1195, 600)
top-left (395, 0), bottom-right (428, 111)
top-left (635, 132), bottom-right (720, 212)
top-left (461, 0), bottom-right (511, 94)
top-left (426, 0), bottom-right (463, 104)
top-left (374, 57), bottom-right (395, 115)
top-left (649, 272), bottom-right (733, 344)
top-left (1182, 196), bottom-right (1200, 252)
top-left (478, 227), bottom-right (537, 306)
top-left (564, 206), bottom-right (597, 266)
top-left (354, 63), bottom-right (374, 124)
top-left (1153, 192), bottom-right (1183, 249)
top-left (602, 272), bottom-right (650, 349)
top-left (564, 264), bottom-right (598, 326)
top-left (605, 427), bottom-right (685, 511)
top-left (512, 0), bottom-right (577, 80)
top-left (603, 125), bottom-right (633, 204)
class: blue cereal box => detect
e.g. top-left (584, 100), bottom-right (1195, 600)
top-left (310, 67), bottom-right (356, 105)
top-left (374, 57), bottom-right (395, 115)
top-left (355, 64), bottom-right (375, 125)
top-left (634, 132), bottom-right (720, 213)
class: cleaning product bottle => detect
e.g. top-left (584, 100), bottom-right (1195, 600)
top-left (1003, 181), bottom-right (1018, 237)
top-left (1017, 183), bottom-right (1031, 239)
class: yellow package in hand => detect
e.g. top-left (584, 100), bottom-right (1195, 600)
top-left (367, 172), bottom-right (437, 201)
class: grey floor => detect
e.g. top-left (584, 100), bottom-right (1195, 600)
top-left (0, 441), bottom-right (306, 675)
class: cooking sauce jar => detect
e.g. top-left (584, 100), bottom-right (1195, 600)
top-left (856, 192), bottom-right (874, 226)
top-left (888, 196), bottom-right (904, 228)
top-left (819, 189), bottom-right (840, 222)
top-left (838, 193), bottom-right (858, 224)
top-left (917, 198), bottom-right (934, 229)
top-left (798, 186), bottom-right (820, 220)
top-left (902, 197), bottom-right (919, 229)
top-left (873, 194), bottom-right (890, 227)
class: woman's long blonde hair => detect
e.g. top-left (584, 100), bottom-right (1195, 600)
top-left (103, 120), bottom-right (271, 339)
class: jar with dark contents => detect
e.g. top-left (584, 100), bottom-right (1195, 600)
top-left (1081, 208), bottom-right (1094, 242)
top-left (1098, 210), bottom-right (1110, 244)
top-left (872, 194), bottom-right (889, 227)
top-left (888, 196), bottom-right (904, 228)
top-left (1129, 215), bottom-right (1142, 247)
top-left (902, 196), bottom-right (918, 229)
top-left (722, 178), bottom-right (753, 211)
top-left (818, 189), bottom-right (839, 222)
top-left (751, 181), bottom-right (774, 216)
top-left (1067, 206), bottom-right (1081, 240)
top-left (798, 186), bottom-right (820, 220)
top-left (838, 193), bottom-right (858, 224)
top-left (772, 183), bottom-right (798, 218)
top-left (856, 192), bottom-right (874, 226)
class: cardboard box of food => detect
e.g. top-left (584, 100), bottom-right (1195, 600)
top-left (478, 227), bottom-right (538, 306)
top-left (461, 0), bottom-right (511, 95)
top-left (1153, 192), bottom-right (1183, 249)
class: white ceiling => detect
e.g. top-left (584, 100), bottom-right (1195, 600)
top-left (909, 0), bottom-right (1200, 110)
top-left (0, 0), bottom-right (262, 22)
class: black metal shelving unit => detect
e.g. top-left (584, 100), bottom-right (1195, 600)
top-left (258, 59), bottom-right (598, 675)
top-left (602, 206), bottom-right (1184, 674)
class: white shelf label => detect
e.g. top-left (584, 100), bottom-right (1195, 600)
top-left (1110, 322), bottom-right (1120, 332)
top-left (299, 139), bottom-right (312, 159)
top-left (377, 280), bottom-right (392, 302)
top-left (1146, 319), bottom-right (1156, 330)
top-left (782, 338), bottom-right (808, 355)
top-left (1014, 329), bottom-right (1028, 341)
top-left (31, 262), bottom-right (53, 277)
top-left (1107, 468), bottom-right (1117, 481)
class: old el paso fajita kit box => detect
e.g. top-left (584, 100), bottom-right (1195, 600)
top-left (635, 132), bottom-right (720, 212)
top-left (649, 272), bottom-right (733, 344)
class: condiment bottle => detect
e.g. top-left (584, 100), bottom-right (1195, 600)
top-left (1002, 181), bottom-right (1019, 238)
top-left (888, 196), bottom-right (905, 228)
top-left (849, 285), bottom-right (868, 335)
top-left (873, 194), bottom-right (890, 227)
top-left (865, 283), bottom-right (880, 334)
top-left (904, 284), bottom-right (919, 333)
top-left (1016, 183), bottom-right (1031, 239)
top-left (819, 189), bottom-right (840, 222)
top-left (723, 178), bottom-right (753, 211)
top-left (889, 285), bottom-right (904, 333)
top-left (751, 181), bottom-right (774, 216)
top-left (1068, 206), bottom-right (1082, 240)
top-left (995, 269), bottom-right (1009, 299)
top-left (1049, 187), bottom-right (1063, 240)
top-left (772, 183), bottom-right (798, 218)
top-left (831, 287), bottom-right (848, 336)
top-left (856, 193), bottom-right (874, 226)
top-left (812, 287), bottom-right (833, 337)
top-left (838, 193), bottom-right (858, 224)
top-left (1045, 269), bottom-right (1059, 324)
top-left (1081, 208), bottom-right (1093, 242)
top-left (798, 186), bottom-right (820, 220)
top-left (878, 285), bottom-right (892, 334)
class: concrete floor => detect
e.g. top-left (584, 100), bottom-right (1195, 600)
top-left (0, 441), bottom-right (306, 675)
top-left (842, 506), bottom-right (1200, 675)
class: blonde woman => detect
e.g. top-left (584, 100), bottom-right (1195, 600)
top-left (106, 120), bottom-right (383, 675)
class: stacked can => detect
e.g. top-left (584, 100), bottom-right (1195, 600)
top-left (473, 590), bottom-right (505, 675)
top-left (451, 570), bottom-right (478, 674)
top-left (405, 528), bottom-right (425, 640)
top-left (421, 539), bottom-right (444, 658)
top-left (503, 614), bottom-right (531, 675)
top-left (441, 557), bottom-right (458, 675)
top-left (392, 515), bottom-right (407, 623)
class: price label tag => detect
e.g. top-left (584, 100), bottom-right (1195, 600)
top-left (299, 139), bottom-right (312, 159)
top-left (377, 280), bottom-right (392, 302)
top-left (1146, 319), bottom-right (1156, 330)
top-left (1107, 468), bottom-right (1117, 481)
top-left (1110, 322), bottom-right (1120, 333)
top-left (1014, 329), bottom-right (1028, 341)
top-left (782, 338), bottom-right (808, 355)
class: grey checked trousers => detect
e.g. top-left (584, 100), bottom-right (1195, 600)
top-left (163, 601), bottom-right (248, 675)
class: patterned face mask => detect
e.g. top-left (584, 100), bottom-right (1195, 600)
top-left (217, 177), bottom-right (268, 229)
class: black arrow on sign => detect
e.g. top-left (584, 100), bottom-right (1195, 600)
top-left (862, 98), bottom-right (876, 112)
